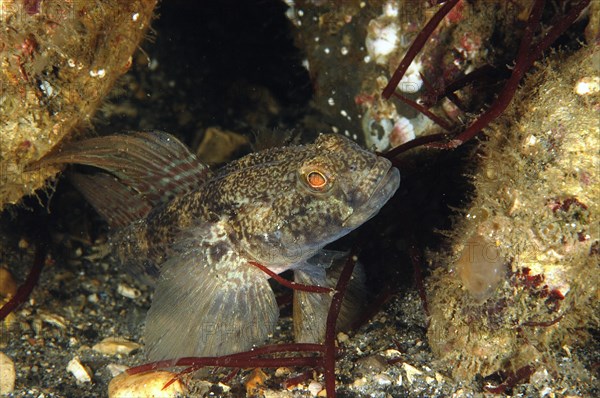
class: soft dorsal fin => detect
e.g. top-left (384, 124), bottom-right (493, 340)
top-left (30, 131), bottom-right (211, 227)
top-left (69, 172), bottom-right (154, 228)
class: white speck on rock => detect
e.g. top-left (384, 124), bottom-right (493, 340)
top-left (397, 61), bottom-right (423, 93)
top-left (574, 76), bottom-right (600, 95)
top-left (365, 19), bottom-right (399, 65)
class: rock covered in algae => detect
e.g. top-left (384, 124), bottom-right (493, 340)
top-left (0, 0), bottom-right (157, 209)
top-left (426, 45), bottom-right (599, 381)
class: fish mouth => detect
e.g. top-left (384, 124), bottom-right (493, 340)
top-left (371, 165), bottom-right (400, 204)
top-left (342, 160), bottom-right (400, 228)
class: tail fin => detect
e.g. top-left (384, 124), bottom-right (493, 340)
top-left (29, 131), bottom-right (210, 227)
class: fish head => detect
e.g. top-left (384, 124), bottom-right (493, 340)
top-left (207, 134), bottom-right (400, 271)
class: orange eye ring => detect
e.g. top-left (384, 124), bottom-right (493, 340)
top-left (306, 170), bottom-right (328, 190)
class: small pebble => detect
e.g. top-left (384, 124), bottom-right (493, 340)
top-left (245, 368), bottom-right (269, 396)
top-left (275, 367), bottom-right (291, 377)
top-left (67, 356), bottom-right (92, 383)
top-left (382, 349), bottom-right (402, 358)
top-left (18, 238), bottom-right (29, 250)
top-left (117, 283), bottom-right (141, 299)
top-left (106, 363), bottom-right (130, 377)
top-left (264, 390), bottom-right (294, 398)
top-left (402, 363), bottom-right (422, 385)
top-left (0, 268), bottom-right (17, 298)
top-left (217, 382), bottom-right (231, 393)
top-left (435, 372), bottom-right (445, 383)
top-left (574, 76), bottom-right (600, 95)
top-left (0, 352), bottom-right (16, 394)
top-left (108, 370), bottom-right (187, 398)
top-left (352, 376), bottom-right (367, 387)
top-left (93, 337), bottom-right (141, 356)
top-left (38, 311), bottom-right (68, 329)
top-left (193, 380), bottom-right (213, 396)
top-left (307, 380), bottom-right (323, 396)
top-left (373, 373), bottom-right (393, 386)
top-left (337, 332), bottom-right (349, 343)
top-left (355, 354), bottom-right (388, 373)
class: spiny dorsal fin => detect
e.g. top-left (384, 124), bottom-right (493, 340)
top-left (30, 131), bottom-right (211, 226)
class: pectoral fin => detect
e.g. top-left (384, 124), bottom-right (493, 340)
top-left (144, 224), bottom-right (278, 361)
top-left (293, 253), bottom-right (366, 343)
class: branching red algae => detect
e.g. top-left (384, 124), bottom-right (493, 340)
top-left (378, 0), bottom-right (594, 389)
top-left (382, 0), bottom-right (591, 156)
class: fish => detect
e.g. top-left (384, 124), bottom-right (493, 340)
top-left (29, 131), bottom-right (400, 361)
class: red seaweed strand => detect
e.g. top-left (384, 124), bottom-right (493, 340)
top-left (391, 92), bottom-right (454, 131)
top-left (442, 64), bottom-right (509, 97)
top-left (409, 244), bottom-right (429, 317)
top-left (0, 243), bottom-right (46, 321)
top-left (220, 368), bottom-right (240, 384)
top-left (382, 132), bottom-right (449, 162)
top-left (283, 370), bottom-right (315, 389)
top-left (248, 261), bottom-right (334, 294)
top-left (483, 364), bottom-right (536, 394)
top-left (522, 314), bottom-right (564, 327)
top-left (448, 0), bottom-right (546, 146)
top-left (525, 0), bottom-right (590, 66)
top-left (382, 0), bottom-right (460, 99)
top-left (419, 71), bottom-right (467, 113)
top-left (323, 251), bottom-right (359, 397)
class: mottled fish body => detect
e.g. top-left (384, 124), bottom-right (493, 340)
top-left (31, 131), bottom-right (400, 360)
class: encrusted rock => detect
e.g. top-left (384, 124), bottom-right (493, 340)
top-left (0, 0), bottom-right (157, 208)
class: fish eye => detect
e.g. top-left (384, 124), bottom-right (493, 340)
top-left (307, 170), bottom-right (328, 190)
top-left (299, 158), bottom-right (334, 193)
